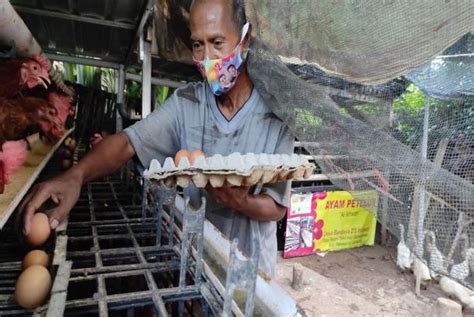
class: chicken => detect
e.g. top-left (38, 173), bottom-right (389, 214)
top-left (396, 223), bottom-right (413, 271)
top-left (41, 92), bottom-right (74, 141)
top-left (425, 230), bottom-right (447, 279)
top-left (450, 247), bottom-right (473, 281)
top-left (0, 55), bottom-right (51, 98)
top-left (0, 96), bottom-right (46, 143)
top-left (440, 276), bottom-right (474, 309)
top-left (0, 140), bottom-right (27, 193)
top-left (47, 92), bottom-right (74, 126)
top-left (413, 256), bottom-right (431, 296)
top-left (0, 97), bottom-right (71, 144)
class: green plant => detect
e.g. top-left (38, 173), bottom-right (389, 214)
top-left (393, 84), bottom-right (426, 114)
top-left (101, 68), bottom-right (117, 94)
top-left (62, 62), bottom-right (76, 82)
top-left (125, 81), bottom-right (142, 98)
top-left (154, 85), bottom-right (170, 109)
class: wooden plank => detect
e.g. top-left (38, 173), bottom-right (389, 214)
top-left (294, 141), bottom-right (321, 148)
top-left (380, 100), bottom-right (394, 245)
top-left (380, 169), bottom-right (391, 245)
top-left (406, 138), bottom-right (449, 250)
top-left (303, 154), bottom-right (347, 160)
top-left (0, 129), bottom-right (74, 229)
top-left (299, 170), bottom-right (375, 182)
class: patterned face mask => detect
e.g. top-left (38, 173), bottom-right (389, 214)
top-left (193, 23), bottom-right (250, 96)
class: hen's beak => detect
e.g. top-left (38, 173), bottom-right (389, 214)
top-left (37, 75), bottom-right (51, 89)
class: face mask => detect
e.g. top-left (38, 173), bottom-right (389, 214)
top-left (193, 23), bottom-right (250, 96)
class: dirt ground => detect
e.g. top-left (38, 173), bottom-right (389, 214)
top-left (275, 244), bottom-right (451, 317)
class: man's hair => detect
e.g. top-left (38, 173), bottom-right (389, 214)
top-left (192, 0), bottom-right (247, 32)
top-left (232, 0), bottom-right (247, 31)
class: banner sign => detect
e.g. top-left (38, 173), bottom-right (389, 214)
top-left (283, 190), bottom-right (378, 258)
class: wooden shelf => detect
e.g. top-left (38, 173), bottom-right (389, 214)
top-left (0, 129), bottom-right (74, 229)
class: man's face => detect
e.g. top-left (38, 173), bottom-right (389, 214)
top-left (190, 0), bottom-right (241, 61)
top-left (219, 74), bottom-right (230, 87)
top-left (228, 65), bottom-right (237, 76)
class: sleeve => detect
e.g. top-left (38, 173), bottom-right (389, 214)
top-left (124, 93), bottom-right (181, 169)
top-left (260, 124), bottom-right (295, 208)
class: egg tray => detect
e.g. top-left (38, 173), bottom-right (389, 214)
top-left (144, 153), bottom-right (315, 188)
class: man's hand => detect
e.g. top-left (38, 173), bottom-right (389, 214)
top-left (20, 132), bottom-right (135, 235)
top-left (206, 185), bottom-right (250, 211)
top-left (206, 184), bottom-right (286, 221)
top-left (20, 170), bottom-right (82, 235)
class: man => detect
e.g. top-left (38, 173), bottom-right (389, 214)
top-left (21, 0), bottom-right (293, 277)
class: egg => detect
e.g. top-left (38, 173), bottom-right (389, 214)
top-left (61, 159), bottom-right (73, 170)
top-left (26, 213), bottom-right (51, 247)
top-left (62, 148), bottom-right (72, 159)
top-left (174, 149), bottom-right (191, 165)
top-left (15, 265), bottom-right (52, 309)
top-left (56, 147), bottom-right (70, 159)
top-left (189, 149), bottom-right (205, 164)
top-left (65, 138), bottom-right (77, 152)
top-left (22, 250), bottom-right (49, 270)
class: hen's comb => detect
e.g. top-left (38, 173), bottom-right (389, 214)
top-left (0, 141), bottom-right (28, 184)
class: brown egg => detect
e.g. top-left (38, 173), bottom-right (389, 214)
top-left (174, 149), bottom-right (191, 165)
top-left (15, 265), bottom-right (52, 309)
top-left (22, 250), bottom-right (49, 270)
top-left (62, 148), bottom-right (72, 159)
top-left (64, 137), bottom-right (72, 146)
top-left (26, 213), bottom-right (51, 247)
top-left (66, 138), bottom-right (77, 152)
top-left (61, 159), bottom-right (73, 170)
top-left (189, 149), bottom-right (205, 164)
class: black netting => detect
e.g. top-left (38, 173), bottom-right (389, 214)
top-left (248, 39), bottom-right (474, 288)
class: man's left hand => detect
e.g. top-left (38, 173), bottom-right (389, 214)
top-left (206, 185), bottom-right (250, 212)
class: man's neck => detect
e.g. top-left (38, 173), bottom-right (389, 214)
top-left (216, 68), bottom-right (253, 120)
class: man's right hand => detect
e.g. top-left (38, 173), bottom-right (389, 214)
top-left (20, 170), bottom-right (82, 235)
top-left (20, 132), bottom-right (136, 235)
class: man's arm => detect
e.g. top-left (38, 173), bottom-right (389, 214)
top-left (241, 192), bottom-right (287, 221)
top-left (21, 132), bottom-right (135, 233)
top-left (73, 132), bottom-right (135, 183)
top-left (207, 185), bottom-right (286, 221)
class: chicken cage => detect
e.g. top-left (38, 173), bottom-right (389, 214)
top-left (0, 145), bottom-right (275, 317)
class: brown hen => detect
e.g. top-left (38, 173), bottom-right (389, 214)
top-left (0, 55), bottom-right (51, 98)
top-left (0, 96), bottom-right (56, 144)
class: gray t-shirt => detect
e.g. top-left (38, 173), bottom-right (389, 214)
top-left (125, 82), bottom-right (294, 277)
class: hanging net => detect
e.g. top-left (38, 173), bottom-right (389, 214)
top-left (152, 0), bottom-right (474, 289)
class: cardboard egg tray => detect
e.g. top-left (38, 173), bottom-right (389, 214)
top-left (144, 153), bottom-right (315, 188)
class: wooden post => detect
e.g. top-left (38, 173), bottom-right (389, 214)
top-left (380, 100), bottom-right (394, 245)
top-left (292, 263), bottom-right (304, 291)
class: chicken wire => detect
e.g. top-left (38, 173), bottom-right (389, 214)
top-left (247, 35), bottom-right (474, 288)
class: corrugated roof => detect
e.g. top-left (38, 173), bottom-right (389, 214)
top-left (11, 0), bottom-right (146, 64)
top-left (10, 0), bottom-right (199, 81)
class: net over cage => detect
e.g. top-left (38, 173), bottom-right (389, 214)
top-left (152, 0), bottom-right (474, 289)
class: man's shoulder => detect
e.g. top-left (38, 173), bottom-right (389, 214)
top-left (173, 81), bottom-right (206, 105)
